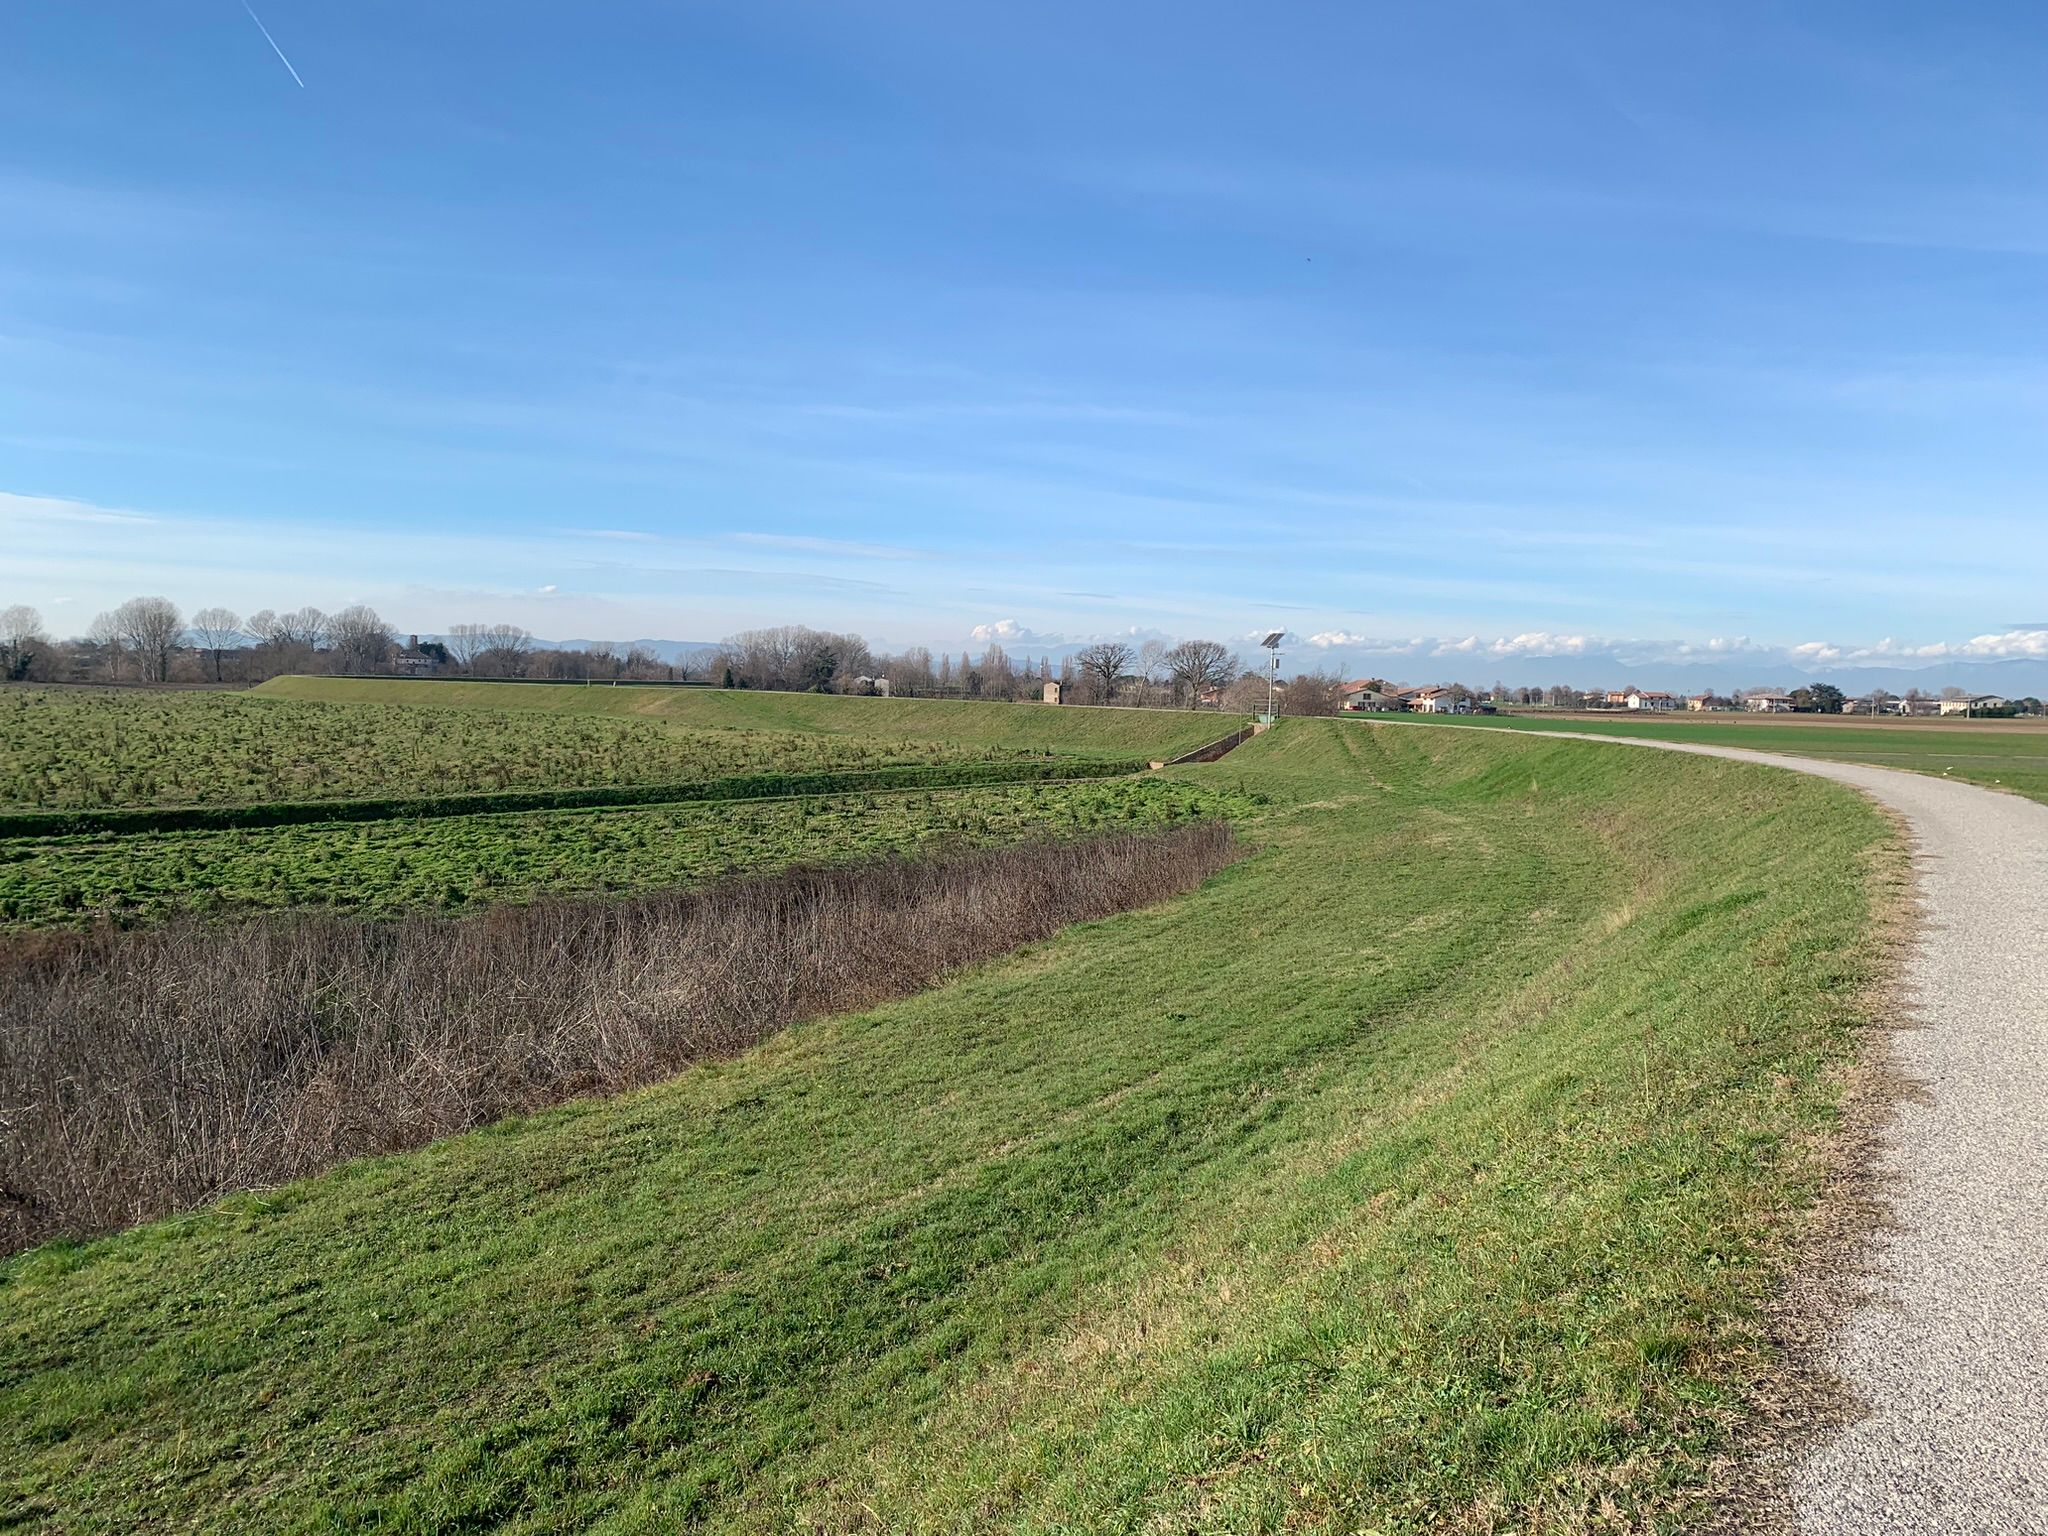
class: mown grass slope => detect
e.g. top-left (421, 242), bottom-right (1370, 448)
top-left (0, 720), bottom-right (1893, 1532)
top-left (255, 675), bottom-right (1231, 759)
top-left (1408, 707), bottom-right (2048, 805)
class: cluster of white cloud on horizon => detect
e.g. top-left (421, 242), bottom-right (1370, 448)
top-left (1291, 628), bottom-right (2048, 667)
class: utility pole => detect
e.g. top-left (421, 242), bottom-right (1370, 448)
top-left (1260, 631), bottom-right (1284, 725)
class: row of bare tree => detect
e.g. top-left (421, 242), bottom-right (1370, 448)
top-left (1, 599), bottom-right (400, 686)
top-left (0, 599), bottom-right (1359, 713)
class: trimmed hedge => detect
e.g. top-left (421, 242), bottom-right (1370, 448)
top-left (0, 759), bottom-right (1149, 840)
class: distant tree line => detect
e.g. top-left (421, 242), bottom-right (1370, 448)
top-left (0, 600), bottom-right (689, 688)
top-left (13, 599), bottom-right (2034, 717)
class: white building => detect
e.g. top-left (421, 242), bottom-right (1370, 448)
top-left (1939, 694), bottom-right (2007, 716)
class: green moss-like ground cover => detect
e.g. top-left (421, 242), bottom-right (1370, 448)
top-left (0, 688), bottom-right (1018, 810)
top-left (0, 778), bottom-right (1250, 928)
top-left (255, 675), bottom-right (1234, 759)
top-left (0, 718), bottom-right (1894, 1531)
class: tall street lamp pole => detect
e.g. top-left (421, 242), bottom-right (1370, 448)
top-left (1260, 631), bottom-right (1284, 726)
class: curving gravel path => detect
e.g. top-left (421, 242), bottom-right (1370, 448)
top-left (1494, 728), bottom-right (2048, 1533)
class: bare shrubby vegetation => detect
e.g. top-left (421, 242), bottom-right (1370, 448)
top-left (0, 822), bottom-right (1236, 1253)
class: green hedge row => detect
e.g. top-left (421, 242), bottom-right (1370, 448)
top-left (0, 758), bottom-right (1149, 840)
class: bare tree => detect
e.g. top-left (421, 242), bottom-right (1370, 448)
top-left (444, 623), bottom-right (491, 669)
top-left (189, 608), bottom-right (245, 682)
top-left (85, 610), bottom-right (128, 680)
top-left (1074, 640), bottom-right (1134, 701)
top-left (979, 642), bottom-right (1014, 701)
top-left (1220, 670), bottom-right (1268, 714)
top-left (1285, 669), bottom-right (1346, 716)
top-left (1164, 639), bottom-right (1237, 707)
top-left (477, 624), bottom-right (534, 677)
top-left (0, 605), bottom-right (48, 681)
top-left (248, 606), bottom-right (329, 650)
top-left (888, 646), bottom-right (935, 698)
top-left (328, 604), bottom-right (395, 672)
top-left (109, 596), bottom-right (183, 683)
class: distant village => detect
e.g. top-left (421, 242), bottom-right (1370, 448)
top-left (1330, 680), bottom-right (2034, 718)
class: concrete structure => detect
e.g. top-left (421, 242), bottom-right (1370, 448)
top-left (1939, 695), bottom-right (2007, 716)
top-left (1042, 679), bottom-right (1063, 705)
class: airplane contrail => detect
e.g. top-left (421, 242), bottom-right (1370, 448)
top-left (240, 0), bottom-right (305, 88)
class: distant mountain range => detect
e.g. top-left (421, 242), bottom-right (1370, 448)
top-left (444, 635), bottom-right (2048, 698)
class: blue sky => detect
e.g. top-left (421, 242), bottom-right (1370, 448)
top-left (4, 1), bottom-right (2046, 678)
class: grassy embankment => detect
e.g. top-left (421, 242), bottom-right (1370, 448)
top-left (1, 717), bottom-right (1894, 1531)
top-left (1408, 707), bottom-right (2048, 805)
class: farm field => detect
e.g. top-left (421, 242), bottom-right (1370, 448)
top-left (0, 687), bottom-right (1029, 810)
top-left (0, 777), bottom-right (1249, 928)
top-left (256, 674), bottom-right (1235, 759)
top-left (1408, 708), bottom-right (2048, 805)
top-left (1, 717), bottom-right (1895, 1531)
top-left (0, 684), bottom-right (1241, 929)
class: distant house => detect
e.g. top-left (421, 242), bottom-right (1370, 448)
top-left (1890, 697), bottom-right (1939, 717)
top-left (847, 675), bottom-right (892, 697)
top-left (1939, 694), bottom-right (2007, 716)
top-left (1408, 686), bottom-right (1469, 715)
top-left (393, 636), bottom-right (450, 676)
top-left (1685, 693), bottom-right (1734, 712)
top-left (1601, 690), bottom-right (1634, 709)
top-left (1626, 690), bottom-right (1680, 711)
top-left (1340, 680), bottom-right (1402, 712)
top-left (1745, 692), bottom-right (1796, 713)
top-left (1042, 679), bottom-right (1063, 705)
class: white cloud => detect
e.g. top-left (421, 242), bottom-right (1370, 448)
top-left (970, 618), bottom-right (1048, 644)
top-left (0, 490), bottom-right (157, 526)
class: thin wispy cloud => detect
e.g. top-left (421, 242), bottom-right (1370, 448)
top-left (0, 490), bottom-right (157, 526)
top-left (239, 0), bottom-right (305, 88)
top-left (732, 533), bottom-right (933, 561)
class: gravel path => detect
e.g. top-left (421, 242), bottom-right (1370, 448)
top-left (1502, 729), bottom-right (2048, 1533)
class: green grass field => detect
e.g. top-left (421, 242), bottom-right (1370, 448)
top-left (255, 675), bottom-right (1235, 759)
top-left (0, 717), bottom-right (1894, 1531)
top-left (0, 778), bottom-right (1251, 928)
top-left (1404, 708), bottom-right (2048, 805)
top-left (0, 684), bottom-right (1241, 929)
top-left (0, 688), bottom-right (1031, 811)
